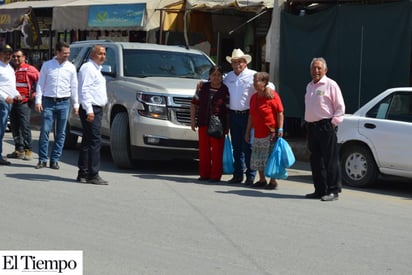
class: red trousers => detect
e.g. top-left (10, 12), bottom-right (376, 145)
top-left (198, 126), bottom-right (225, 180)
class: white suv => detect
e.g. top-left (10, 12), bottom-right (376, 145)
top-left (66, 41), bottom-right (214, 168)
top-left (337, 88), bottom-right (412, 187)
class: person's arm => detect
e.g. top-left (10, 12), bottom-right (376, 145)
top-left (190, 103), bottom-right (197, 132)
top-left (245, 114), bottom-right (253, 144)
top-left (276, 112), bottom-right (284, 138)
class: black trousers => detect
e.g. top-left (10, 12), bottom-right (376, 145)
top-left (307, 119), bottom-right (342, 195)
top-left (10, 102), bottom-right (32, 151)
top-left (78, 105), bottom-right (103, 178)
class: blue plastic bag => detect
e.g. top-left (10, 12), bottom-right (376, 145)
top-left (222, 135), bottom-right (234, 174)
top-left (264, 137), bottom-right (295, 179)
top-left (279, 137), bottom-right (295, 168)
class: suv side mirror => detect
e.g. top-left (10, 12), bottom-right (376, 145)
top-left (102, 65), bottom-right (112, 73)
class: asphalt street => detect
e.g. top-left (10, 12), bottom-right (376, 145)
top-left (1, 130), bottom-right (412, 275)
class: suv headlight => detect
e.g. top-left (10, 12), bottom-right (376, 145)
top-left (136, 92), bottom-right (168, 120)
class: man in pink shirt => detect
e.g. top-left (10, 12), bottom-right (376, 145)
top-left (304, 57), bottom-right (345, 201)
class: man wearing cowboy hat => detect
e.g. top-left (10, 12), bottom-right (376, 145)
top-left (0, 44), bottom-right (22, 165)
top-left (224, 48), bottom-right (269, 185)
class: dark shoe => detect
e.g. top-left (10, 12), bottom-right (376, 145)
top-left (6, 150), bottom-right (24, 159)
top-left (321, 193), bottom-right (339, 201)
top-left (227, 176), bottom-right (243, 184)
top-left (0, 158), bottom-right (11, 165)
top-left (87, 176), bottom-right (108, 185)
top-left (35, 161), bottom-right (47, 169)
top-left (244, 177), bottom-right (255, 185)
top-left (50, 161), bottom-right (60, 169)
top-left (197, 177), bottom-right (209, 181)
top-left (305, 192), bottom-right (324, 199)
top-left (252, 180), bottom-right (267, 188)
top-left (265, 180), bottom-right (278, 190)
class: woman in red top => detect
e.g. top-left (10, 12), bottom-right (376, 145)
top-left (245, 72), bottom-right (284, 189)
top-left (190, 65), bottom-right (230, 182)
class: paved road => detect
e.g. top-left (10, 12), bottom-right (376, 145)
top-left (1, 130), bottom-right (411, 275)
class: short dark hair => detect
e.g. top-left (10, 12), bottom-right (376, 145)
top-left (55, 41), bottom-right (70, 52)
top-left (13, 49), bottom-right (26, 57)
top-left (208, 65), bottom-right (224, 76)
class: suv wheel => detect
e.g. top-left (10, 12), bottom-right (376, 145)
top-left (340, 144), bottom-right (378, 187)
top-left (110, 112), bottom-right (133, 169)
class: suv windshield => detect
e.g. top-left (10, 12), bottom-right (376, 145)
top-left (123, 49), bottom-right (213, 79)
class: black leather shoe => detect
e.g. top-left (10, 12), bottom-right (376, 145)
top-left (244, 177), bottom-right (255, 185)
top-left (227, 176), bottom-right (243, 184)
top-left (321, 193), bottom-right (339, 201)
top-left (0, 158), bottom-right (11, 165)
top-left (35, 161), bottom-right (47, 169)
top-left (50, 161), bottom-right (60, 169)
top-left (305, 192), bottom-right (324, 199)
top-left (87, 176), bottom-right (108, 185)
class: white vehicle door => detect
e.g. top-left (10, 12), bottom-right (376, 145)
top-left (358, 91), bottom-right (412, 171)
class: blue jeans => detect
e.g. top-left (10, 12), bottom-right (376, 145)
top-left (0, 100), bottom-right (12, 156)
top-left (229, 110), bottom-right (255, 180)
top-left (38, 97), bottom-right (70, 163)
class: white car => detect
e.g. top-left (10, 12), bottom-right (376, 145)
top-left (337, 87), bottom-right (412, 187)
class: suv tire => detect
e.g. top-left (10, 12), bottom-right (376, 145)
top-left (110, 112), bottom-right (133, 169)
top-left (340, 144), bottom-right (378, 187)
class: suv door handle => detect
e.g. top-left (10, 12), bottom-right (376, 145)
top-left (364, 123), bottom-right (376, 129)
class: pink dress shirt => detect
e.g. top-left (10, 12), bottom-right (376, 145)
top-left (304, 75), bottom-right (345, 126)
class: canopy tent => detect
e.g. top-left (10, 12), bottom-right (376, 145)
top-left (52, 0), bottom-right (178, 31)
top-left (0, 6), bottom-right (41, 47)
top-left (185, 0), bottom-right (273, 11)
top-left (0, 0), bottom-right (178, 31)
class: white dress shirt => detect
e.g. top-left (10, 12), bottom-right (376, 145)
top-left (0, 61), bottom-right (20, 101)
top-left (35, 57), bottom-right (79, 108)
top-left (78, 59), bottom-right (107, 114)
top-left (223, 67), bottom-right (256, 111)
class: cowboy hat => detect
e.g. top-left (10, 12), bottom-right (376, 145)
top-left (226, 48), bottom-right (252, 64)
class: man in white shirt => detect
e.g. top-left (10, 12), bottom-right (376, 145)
top-left (224, 49), bottom-right (257, 185)
top-left (0, 44), bottom-right (22, 165)
top-left (76, 45), bottom-right (108, 185)
top-left (35, 41), bottom-right (78, 169)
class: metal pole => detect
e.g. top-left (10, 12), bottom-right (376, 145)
top-left (358, 25), bottom-right (364, 109)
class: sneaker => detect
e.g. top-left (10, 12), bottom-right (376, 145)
top-left (35, 161), bottom-right (47, 169)
top-left (6, 150), bottom-right (24, 159)
top-left (0, 158), bottom-right (11, 165)
top-left (87, 175), bottom-right (108, 185)
top-left (23, 149), bottom-right (32, 161)
top-left (321, 193), bottom-right (339, 201)
top-left (76, 175), bottom-right (88, 183)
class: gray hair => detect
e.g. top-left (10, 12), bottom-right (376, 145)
top-left (310, 57), bottom-right (328, 70)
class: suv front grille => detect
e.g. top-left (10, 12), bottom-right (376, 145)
top-left (170, 96), bottom-right (192, 125)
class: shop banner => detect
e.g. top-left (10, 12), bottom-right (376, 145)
top-left (88, 3), bottom-right (145, 28)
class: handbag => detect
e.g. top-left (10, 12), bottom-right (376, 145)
top-left (222, 135), bottom-right (234, 174)
top-left (207, 114), bottom-right (224, 138)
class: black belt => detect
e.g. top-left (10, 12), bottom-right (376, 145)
top-left (230, 109), bottom-right (249, 115)
top-left (43, 96), bottom-right (70, 102)
top-left (307, 118), bottom-right (332, 126)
